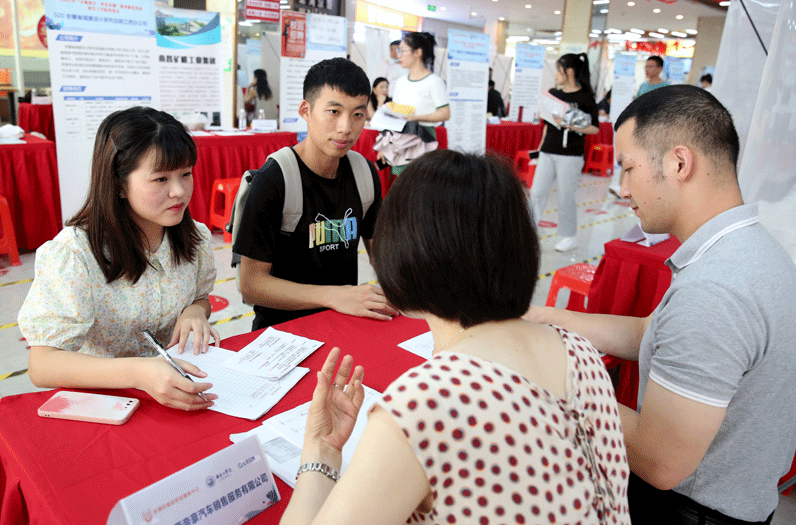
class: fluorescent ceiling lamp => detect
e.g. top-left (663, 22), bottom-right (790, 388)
top-left (671, 31), bottom-right (687, 37)
top-left (719, 1), bottom-right (730, 5)
top-left (627, 1), bottom-right (635, 5)
top-left (507, 36), bottom-right (531, 42)
top-left (593, 0), bottom-right (609, 4)
top-left (600, 9), bottom-right (608, 13)
top-left (554, 10), bottom-right (561, 14)
top-left (685, 29), bottom-right (698, 34)
top-left (657, 28), bottom-right (669, 33)
top-left (676, 14), bottom-right (683, 19)
top-left (630, 28), bottom-right (644, 34)
top-left (648, 32), bottom-right (664, 38)
top-left (653, 8), bottom-right (660, 13)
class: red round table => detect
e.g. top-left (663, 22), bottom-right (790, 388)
top-left (18, 103), bottom-right (56, 142)
top-left (0, 134), bottom-right (62, 251)
top-left (587, 236), bottom-right (681, 408)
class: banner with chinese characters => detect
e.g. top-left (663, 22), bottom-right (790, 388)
top-left (279, 12), bottom-right (345, 132)
top-left (445, 28), bottom-right (490, 154)
top-left (44, 0), bottom-right (223, 222)
top-left (107, 435), bottom-right (279, 525)
top-left (508, 43), bottom-right (545, 123)
top-left (245, 0), bottom-right (279, 23)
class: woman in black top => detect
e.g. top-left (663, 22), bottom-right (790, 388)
top-left (367, 77), bottom-right (391, 120)
top-left (529, 53), bottom-right (599, 252)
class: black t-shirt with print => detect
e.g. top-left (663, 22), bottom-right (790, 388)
top-left (232, 147), bottom-right (382, 329)
top-left (540, 88), bottom-right (599, 157)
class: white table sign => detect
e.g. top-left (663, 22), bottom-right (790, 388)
top-left (107, 435), bottom-right (279, 525)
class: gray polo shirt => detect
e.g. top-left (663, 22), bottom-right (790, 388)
top-left (637, 203), bottom-right (796, 521)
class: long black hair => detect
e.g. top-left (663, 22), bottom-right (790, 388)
top-left (253, 69), bottom-right (272, 100)
top-left (403, 32), bottom-right (436, 72)
top-left (369, 77), bottom-right (391, 111)
top-left (557, 53), bottom-right (594, 99)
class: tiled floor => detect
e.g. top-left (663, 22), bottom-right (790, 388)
top-left (1, 172), bottom-right (794, 520)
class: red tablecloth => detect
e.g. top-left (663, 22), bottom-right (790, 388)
top-left (486, 121), bottom-right (613, 163)
top-left (0, 310), bottom-right (429, 525)
top-left (586, 237), bottom-right (681, 408)
top-left (190, 132), bottom-right (298, 227)
top-left (0, 308), bottom-right (616, 524)
top-left (17, 103), bottom-right (55, 142)
top-left (0, 134), bottom-right (62, 251)
top-left (354, 126), bottom-right (448, 198)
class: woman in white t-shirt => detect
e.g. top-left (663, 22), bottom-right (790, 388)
top-left (379, 32), bottom-right (450, 177)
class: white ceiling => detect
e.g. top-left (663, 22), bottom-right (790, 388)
top-left (368, 0), bottom-right (726, 38)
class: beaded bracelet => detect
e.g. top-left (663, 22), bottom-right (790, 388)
top-left (296, 462), bottom-right (340, 482)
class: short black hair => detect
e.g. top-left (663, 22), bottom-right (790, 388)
top-left (488, 80), bottom-right (495, 88)
top-left (303, 57), bottom-right (370, 105)
top-left (390, 40), bottom-right (401, 47)
top-left (647, 55), bottom-right (664, 68)
top-left (700, 73), bottom-right (713, 84)
top-left (615, 84), bottom-right (739, 175)
top-left (372, 150), bottom-right (540, 328)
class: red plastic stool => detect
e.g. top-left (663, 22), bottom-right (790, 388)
top-left (583, 144), bottom-right (614, 177)
top-left (0, 195), bottom-right (21, 266)
top-left (545, 263), bottom-right (597, 312)
top-left (513, 150), bottom-right (537, 188)
top-left (209, 178), bottom-right (241, 243)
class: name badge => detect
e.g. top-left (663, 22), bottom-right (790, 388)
top-left (107, 435), bottom-right (280, 525)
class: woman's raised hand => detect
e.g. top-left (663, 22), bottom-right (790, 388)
top-left (304, 347), bottom-right (365, 454)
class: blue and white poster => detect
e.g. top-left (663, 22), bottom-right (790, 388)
top-left (45, 0), bottom-right (224, 221)
top-left (446, 28), bottom-right (490, 154)
top-left (610, 53), bottom-right (636, 125)
top-left (509, 43), bottom-right (545, 123)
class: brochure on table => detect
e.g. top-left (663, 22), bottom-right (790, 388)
top-left (230, 386), bottom-right (383, 488)
top-left (107, 435), bottom-right (279, 525)
top-left (279, 12), bottom-right (347, 132)
top-left (508, 44), bottom-right (546, 123)
top-left (45, 0), bottom-right (225, 222)
top-left (445, 29), bottom-right (490, 154)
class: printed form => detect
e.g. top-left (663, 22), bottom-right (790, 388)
top-left (222, 327), bottom-right (323, 379)
top-left (167, 345), bottom-right (308, 420)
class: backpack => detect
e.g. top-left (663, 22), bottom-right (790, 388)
top-left (227, 146), bottom-right (375, 297)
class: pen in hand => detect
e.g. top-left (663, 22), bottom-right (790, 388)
top-left (142, 329), bottom-right (209, 401)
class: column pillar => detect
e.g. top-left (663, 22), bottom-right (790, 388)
top-left (486, 19), bottom-right (509, 55)
top-left (560, 0), bottom-right (592, 55)
top-left (688, 16), bottom-right (724, 84)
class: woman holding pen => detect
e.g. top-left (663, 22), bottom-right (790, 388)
top-left (18, 106), bottom-right (219, 411)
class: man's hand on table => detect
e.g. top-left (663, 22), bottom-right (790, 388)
top-left (327, 284), bottom-right (399, 321)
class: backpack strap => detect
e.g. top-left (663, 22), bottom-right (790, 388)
top-left (345, 149), bottom-right (375, 217)
top-left (267, 147), bottom-right (303, 233)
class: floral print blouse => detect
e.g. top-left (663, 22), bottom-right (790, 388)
top-left (18, 222), bottom-right (216, 357)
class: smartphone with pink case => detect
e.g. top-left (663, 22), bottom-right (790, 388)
top-left (38, 391), bottom-right (140, 425)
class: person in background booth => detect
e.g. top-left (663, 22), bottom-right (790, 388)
top-left (375, 40), bottom-right (407, 98)
top-left (637, 56), bottom-right (669, 98)
top-left (527, 85), bottom-right (796, 524)
top-left (529, 53), bottom-right (599, 253)
top-left (245, 68), bottom-right (276, 122)
top-left (366, 76), bottom-right (391, 121)
top-left (487, 79), bottom-right (506, 118)
top-left (376, 31), bottom-right (450, 179)
top-left (279, 149), bottom-right (630, 525)
top-left (18, 106), bottom-right (219, 411)
top-left (700, 73), bottom-right (713, 92)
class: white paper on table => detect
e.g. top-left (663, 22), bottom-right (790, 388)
top-left (538, 91), bottom-right (571, 129)
top-left (222, 327), bottom-right (323, 380)
top-left (620, 223), bottom-right (670, 247)
top-left (167, 344), bottom-right (308, 420)
top-left (188, 129), bottom-right (213, 136)
top-left (397, 331), bottom-right (434, 360)
top-left (210, 130), bottom-right (253, 136)
top-left (231, 385), bottom-right (383, 488)
top-left (0, 138), bottom-right (26, 144)
top-left (369, 105), bottom-right (407, 132)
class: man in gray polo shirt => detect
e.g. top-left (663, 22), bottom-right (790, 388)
top-left (527, 85), bottom-right (796, 524)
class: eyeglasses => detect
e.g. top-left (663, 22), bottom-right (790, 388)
top-left (396, 47), bottom-right (412, 56)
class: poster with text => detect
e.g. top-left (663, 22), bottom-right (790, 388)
top-left (446, 29), bottom-right (489, 154)
top-left (245, 0), bottom-right (279, 23)
top-left (45, 0), bottom-right (223, 222)
top-left (610, 53), bottom-right (636, 125)
top-left (508, 43), bottom-right (545, 123)
top-left (279, 13), bottom-right (345, 132)
top-left (280, 11), bottom-right (306, 58)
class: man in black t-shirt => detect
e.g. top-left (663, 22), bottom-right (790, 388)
top-left (233, 58), bottom-right (398, 330)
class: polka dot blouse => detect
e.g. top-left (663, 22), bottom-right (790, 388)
top-left (373, 326), bottom-right (630, 524)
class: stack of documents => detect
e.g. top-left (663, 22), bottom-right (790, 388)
top-left (167, 328), bottom-right (323, 420)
